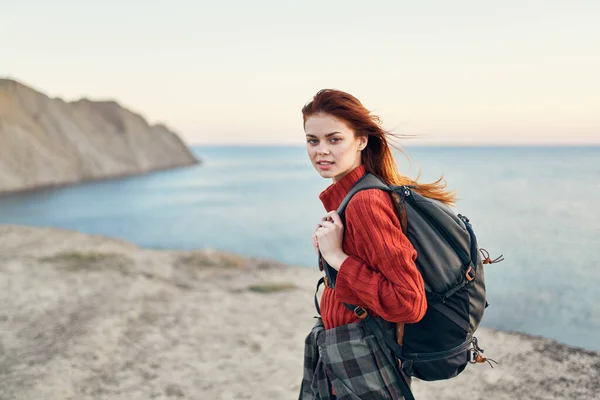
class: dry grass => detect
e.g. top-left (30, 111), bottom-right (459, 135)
top-left (39, 251), bottom-right (132, 272)
top-left (177, 251), bottom-right (246, 269)
top-left (247, 282), bottom-right (298, 294)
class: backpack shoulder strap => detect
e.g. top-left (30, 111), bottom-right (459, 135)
top-left (337, 173), bottom-right (393, 216)
top-left (319, 173), bottom-right (393, 290)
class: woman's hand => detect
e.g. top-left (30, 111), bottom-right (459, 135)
top-left (312, 227), bottom-right (320, 256)
top-left (314, 211), bottom-right (349, 270)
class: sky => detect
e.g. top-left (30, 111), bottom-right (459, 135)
top-left (1, 0), bottom-right (599, 146)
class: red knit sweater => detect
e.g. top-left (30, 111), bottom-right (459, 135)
top-left (318, 165), bottom-right (427, 330)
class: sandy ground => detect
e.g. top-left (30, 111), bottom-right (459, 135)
top-left (0, 225), bottom-right (598, 400)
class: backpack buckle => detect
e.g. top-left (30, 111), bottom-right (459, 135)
top-left (465, 266), bottom-right (476, 282)
top-left (354, 306), bottom-right (368, 319)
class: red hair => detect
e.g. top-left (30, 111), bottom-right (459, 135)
top-left (302, 89), bottom-right (456, 206)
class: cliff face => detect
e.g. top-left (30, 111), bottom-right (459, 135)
top-left (0, 79), bottom-right (199, 194)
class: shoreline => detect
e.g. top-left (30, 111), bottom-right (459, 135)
top-left (0, 224), bottom-right (594, 355)
top-left (1, 224), bottom-right (598, 399)
top-left (0, 161), bottom-right (200, 198)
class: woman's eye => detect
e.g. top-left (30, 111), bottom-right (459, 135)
top-left (307, 139), bottom-right (318, 145)
top-left (330, 137), bottom-right (340, 143)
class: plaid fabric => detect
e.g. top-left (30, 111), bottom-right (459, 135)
top-left (299, 318), bottom-right (410, 400)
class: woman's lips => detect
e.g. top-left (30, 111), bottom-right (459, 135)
top-left (317, 161), bottom-right (334, 171)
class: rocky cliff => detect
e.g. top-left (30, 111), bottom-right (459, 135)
top-left (0, 79), bottom-right (199, 194)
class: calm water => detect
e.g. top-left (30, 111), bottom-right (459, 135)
top-left (1, 145), bottom-right (599, 351)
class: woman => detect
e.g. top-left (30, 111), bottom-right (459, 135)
top-left (299, 89), bottom-right (456, 399)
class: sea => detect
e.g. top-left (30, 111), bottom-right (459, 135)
top-left (1, 145), bottom-right (599, 351)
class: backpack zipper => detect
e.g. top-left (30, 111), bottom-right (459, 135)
top-left (401, 338), bottom-right (474, 362)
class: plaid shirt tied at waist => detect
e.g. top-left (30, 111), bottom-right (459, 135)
top-left (298, 318), bottom-right (411, 400)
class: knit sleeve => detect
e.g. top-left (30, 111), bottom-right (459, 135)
top-left (334, 189), bottom-right (427, 323)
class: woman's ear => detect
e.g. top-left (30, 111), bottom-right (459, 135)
top-left (358, 136), bottom-right (368, 151)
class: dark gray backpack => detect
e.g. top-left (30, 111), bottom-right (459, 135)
top-left (316, 172), bottom-right (503, 400)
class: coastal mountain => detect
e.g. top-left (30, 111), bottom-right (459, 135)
top-left (0, 78), bottom-right (199, 194)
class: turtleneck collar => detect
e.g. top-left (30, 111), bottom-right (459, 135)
top-left (319, 165), bottom-right (367, 212)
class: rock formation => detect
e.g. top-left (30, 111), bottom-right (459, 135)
top-left (0, 78), bottom-right (199, 194)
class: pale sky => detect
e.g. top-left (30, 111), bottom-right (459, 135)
top-left (2, 0), bottom-right (599, 145)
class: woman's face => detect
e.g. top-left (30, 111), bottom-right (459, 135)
top-left (304, 113), bottom-right (367, 182)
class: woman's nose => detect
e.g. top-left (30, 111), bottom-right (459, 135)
top-left (317, 145), bottom-right (330, 155)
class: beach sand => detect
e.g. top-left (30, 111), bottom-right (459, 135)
top-left (0, 225), bottom-right (598, 400)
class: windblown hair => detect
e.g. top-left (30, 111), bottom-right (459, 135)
top-left (302, 89), bottom-right (456, 206)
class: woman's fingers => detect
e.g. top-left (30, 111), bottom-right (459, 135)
top-left (317, 212), bottom-right (343, 228)
top-left (327, 211), bottom-right (343, 226)
top-left (319, 220), bottom-right (335, 230)
top-left (314, 213), bottom-right (343, 257)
